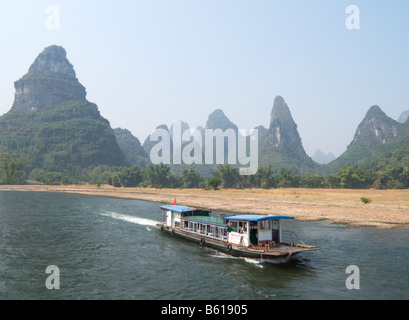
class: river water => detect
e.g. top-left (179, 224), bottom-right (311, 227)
top-left (0, 191), bottom-right (408, 300)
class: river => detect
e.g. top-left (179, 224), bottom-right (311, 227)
top-left (0, 191), bottom-right (408, 300)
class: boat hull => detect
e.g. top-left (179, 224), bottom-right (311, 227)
top-left (159, 224), bottom-right (318, 260)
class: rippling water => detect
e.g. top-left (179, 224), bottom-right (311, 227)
top-left (0, 191), bottom-right (408, 300)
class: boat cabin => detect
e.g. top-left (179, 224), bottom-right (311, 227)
top-left (224, 215), bottom-right (294, 247)
top-left (159, 204), bottom-right (319, 259)
top-left (160, 205), bottom-right (295, 248)
top-left (160, 205), bottom-right (211, 229)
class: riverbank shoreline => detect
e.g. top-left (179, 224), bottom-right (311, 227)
top-left (1, 184), bottom-right (408, 228)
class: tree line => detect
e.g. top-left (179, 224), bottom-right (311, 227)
top-left (31, 163), bottom-right (409, 190)
top-left (1, 152), bottom-right (408, 189)
top-left (0, 153), bottom-right (26, 185)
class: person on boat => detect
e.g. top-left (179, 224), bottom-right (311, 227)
top-left (226, 222), bottom-right (233, 233)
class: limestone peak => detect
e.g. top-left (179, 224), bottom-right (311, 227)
top-left (11, 45), bottom-right (86, 112)
top-left (205, 109), bottom-right (238, 132)
top-left (27, 45), bottom-right (76, 78)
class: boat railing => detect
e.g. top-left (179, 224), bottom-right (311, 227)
top-left (181, 224), bottom-right (227, 241)
top-left (281, 230), bottom-right (306, 246)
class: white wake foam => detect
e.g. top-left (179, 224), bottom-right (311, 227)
top-left (242, 257), bottom-right (264, 268)
top-left (208, 251), bottom-right (264, 268)
top-left (101, 212), bottom-right (159, 227)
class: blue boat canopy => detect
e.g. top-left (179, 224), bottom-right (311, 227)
top-left (160, 205), bottom-right (211, 213)
top-left (225, 215), bottom-right (294, 222)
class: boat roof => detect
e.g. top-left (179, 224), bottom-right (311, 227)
top-left (225, 215), bottom-right (294, 222)
top-left (184, 215), bottom-right (227, 227)
top-left (160, 205), bottom-right (211, 213)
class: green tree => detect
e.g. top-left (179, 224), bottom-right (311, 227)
top-left (145, 164), bottom-right (171, 188)
top-left (388, 165), bottom-right (409, 189)
top-left (213, 164), bottom-right (240, 188)
top-left (0, 153), bottom-right (26, 184)
top-left (181, 168), bottom-right (202, 188)
top-left (117, 166), bottom-right (142, 187)
top-left (278, 168), bottom-right (299, 188)
top-left (301, 173), bottom-right (324, 188)
top-left (325, 175), bottom-right (340, 188)
top-left (240, 174), bottom-right (256, 188)
top-left (168, 172), bottom-right (183, 188)
top-left (373, 171), bottom-right (393, 189)
top-left (206, 177), bottom-right (220, 190)
top-left (60, 176), bottom-right (69, 185)
top-left (336, 165), bottom-right (370, 189)
top-left (112, 174), bottom-right (121, 187)
top-left (89, 165), bottom-right (111, 184)
top-left (255, 166), bottom-right (277, 188)
top-left (373, 165), bottom-right (409, 189)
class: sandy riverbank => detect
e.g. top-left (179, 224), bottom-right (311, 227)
top-left (1, 185), bottom-right (409, 228)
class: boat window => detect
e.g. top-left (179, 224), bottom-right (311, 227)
top-left (231, 221), bottom-right (238, 232)
top-left (260, 220), bottom-right (270, 230)
top-left (219, 227), bottom-right (226, 239)
top-left (239, 222), bottom-right (247, 234)
top-left (210, 226), bottom-right (216, 236)
top-left (188, 222), bottom-right (197, 232)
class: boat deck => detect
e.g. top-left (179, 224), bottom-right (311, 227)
top-left (244, 243), bottom-right (319, 256)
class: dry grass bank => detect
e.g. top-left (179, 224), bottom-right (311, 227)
top-left (1, 185), bottom-right (409, 228)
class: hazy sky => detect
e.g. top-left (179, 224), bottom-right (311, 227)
top-left (1, 0), bottom-right (409, 157)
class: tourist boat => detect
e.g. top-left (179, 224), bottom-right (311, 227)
top-left (158, 204), bottom-right (319, 260)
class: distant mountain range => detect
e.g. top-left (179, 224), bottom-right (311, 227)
top-left (312, 150), bottom-right (336, 164)
top-left (1, 45), bottom-right (408, 179)
top-left (113, 128), bottom-right (149, 168)
top-left (398, 110), bottom-right (409, 123)
top-left (138, 95), bottom-right (409, 176)
top-left (324, 105), bottom-right (409, 173)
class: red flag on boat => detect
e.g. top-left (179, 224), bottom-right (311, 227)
top-left (174, 198), bottom-right (176, 205)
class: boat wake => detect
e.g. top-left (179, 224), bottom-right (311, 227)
top-left (208, 250), bottom-right (291, 266)
top-left (100, 212), bottom-right (160, 228)
top-left (242, 258), bottom-right (264, 268)
top-left (208, 251), bottom-right (264, 268)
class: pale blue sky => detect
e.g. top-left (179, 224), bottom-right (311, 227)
top-left (1, 0), bottom-right (409, 157)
